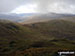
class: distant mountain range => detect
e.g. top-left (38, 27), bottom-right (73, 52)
top-left (22, 13), bottom-right (75, 24)
top-left (0, 13), bottom-right (38, 22)
top-left (0, 13), bottom-right (75, 23)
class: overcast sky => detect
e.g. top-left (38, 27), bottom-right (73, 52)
top-left (0, 0), bottom-right (75, 14)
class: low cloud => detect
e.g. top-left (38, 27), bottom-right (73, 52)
top-left (0, 0), bottom-right (75, 14)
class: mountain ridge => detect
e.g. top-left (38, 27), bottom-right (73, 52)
top-left (22, 13), bottom-right (75, 24)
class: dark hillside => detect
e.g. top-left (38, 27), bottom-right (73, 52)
top-left (0, 20), bottom-right (75, 56)
top-left (26, 19), bottom-right (75, 40)
top-left (0, 20), bottom-right (48, 56)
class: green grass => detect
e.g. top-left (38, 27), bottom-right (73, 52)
top-left (0, 19), bottom-right (75, 56)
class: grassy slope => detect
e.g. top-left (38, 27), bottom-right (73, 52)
top-left (0, 20), bottom-right (75, 56)
top-left (27, 19), bottom-right (75, 40)
top-left (0, 20), bottom-right (48, 56)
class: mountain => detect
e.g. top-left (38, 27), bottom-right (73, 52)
top-left (0, 20), bottom-right (49, 56)
top-left (0, 19), bottom-right (75, 56)
top-left (22, 13), bottom-right (75, 24)
top-left (24, 19), bottom-right (75, 40)
top-left (0, 13), bottom-right (38, 22)
top-left (0, 13), bottom-right (75, 23)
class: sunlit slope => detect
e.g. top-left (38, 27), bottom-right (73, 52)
top-left (61, 16), bottom-right (75, 22)
top-left (22, 13), bottom-right (75, 24)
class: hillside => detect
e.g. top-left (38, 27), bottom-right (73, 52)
top-left (61, 16), bottom-right (75, 22)
top-left (25, 19), bottom-right (75, 40)
top-left (0, 20), bottom-right (75, 56)
top-left (0, 20), bottom-right (48, 56)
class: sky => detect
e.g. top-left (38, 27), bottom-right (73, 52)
top-left (0, 0), bottom-right (75, 14)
